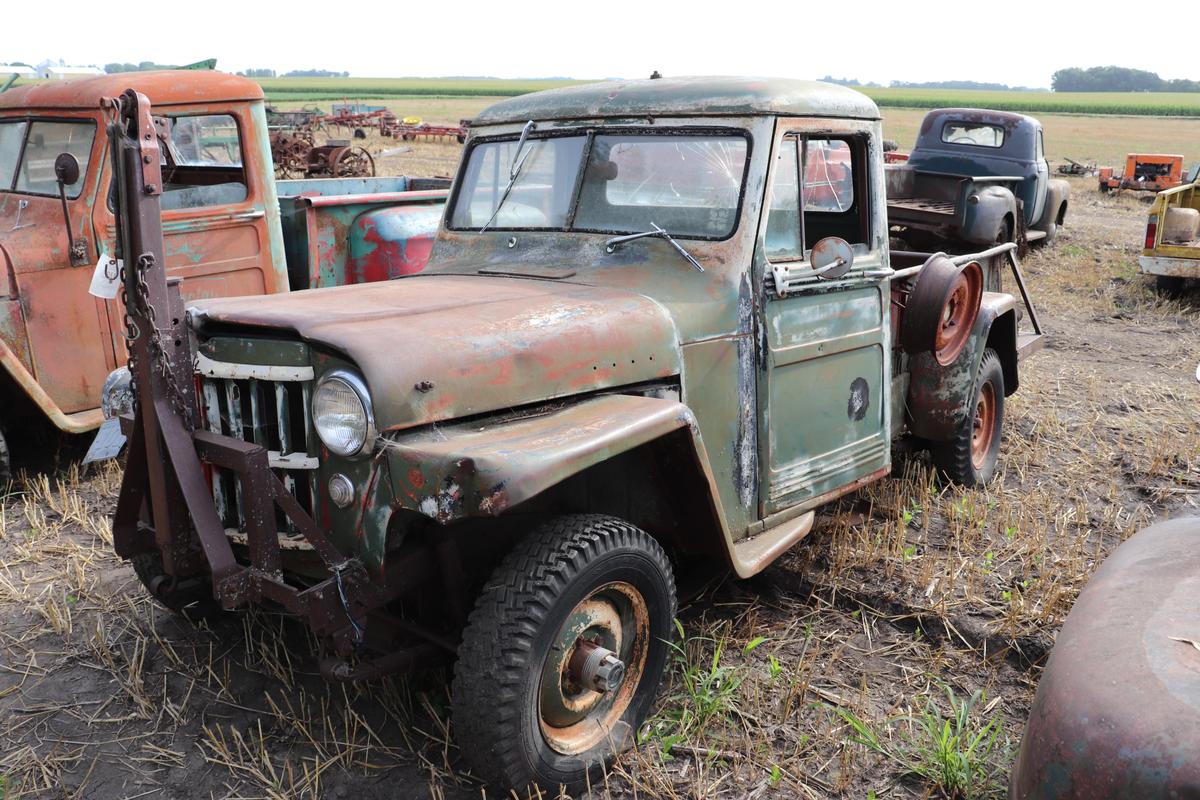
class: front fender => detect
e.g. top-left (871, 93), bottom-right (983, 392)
top-left (907, 292), bottom-right (1015, 441)
top-left (384, 393), bottom-right (728, 527)
top-left (963, 185), bottom-right (1018, 245)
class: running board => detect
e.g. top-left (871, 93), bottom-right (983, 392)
top-left (1017, 332), bottom-right (1046, 358)
top-left (732, 511), bottom-right (815, 578)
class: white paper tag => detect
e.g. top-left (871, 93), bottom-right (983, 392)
top-left (89, 253), bottom-right (121, 299)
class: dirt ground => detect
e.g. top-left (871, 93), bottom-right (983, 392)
top-left (1, 153), bottom-right (1198, 798)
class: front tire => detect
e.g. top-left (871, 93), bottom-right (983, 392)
top-left (452, 515), bottom-right (676, 794)
top-left (932, 348), bottom-right (1005, 487)
top-left (131, 551), bottom-right (222, 622)
top-left (0, 427), bottom-right (11, 487)
top-left (1156, 274), bottom-right (1188, 297)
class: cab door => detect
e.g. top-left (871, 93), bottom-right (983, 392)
top-left (756, 127), bottom-right (890, 516)
top-left (10, 116), bottom-right (117, 415)
top-left (1029, 127), bottom-right (1049, 225)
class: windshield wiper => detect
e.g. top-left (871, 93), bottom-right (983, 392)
top-left (603, 223), bottom-right (704, 272)
top-left (479, 120), bottom-right (535, 234)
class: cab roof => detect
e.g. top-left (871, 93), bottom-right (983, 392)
top-left (0, 70), bottom-right (264, 111)
top-left (472, 76), bottom-right (881, 125)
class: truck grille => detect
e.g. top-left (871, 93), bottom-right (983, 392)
top-left (195, 356), bottom-right (318, 538)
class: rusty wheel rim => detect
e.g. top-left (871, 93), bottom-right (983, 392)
top-left (538, 581), bottom-right (649, 756)
top-left (971, 380), bottom-right (997, 470)
top-left (934, 261), bottom-right (983, 366)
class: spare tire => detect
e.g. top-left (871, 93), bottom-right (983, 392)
top-left (900, 254), bottom-right (983, 366)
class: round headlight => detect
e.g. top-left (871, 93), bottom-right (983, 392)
top-left (312, 371), bottom-right (376, 457)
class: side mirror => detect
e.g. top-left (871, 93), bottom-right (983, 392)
top-left (810, 236), bottom-right (854, 280)
top-left (53, 152), bottom-right (89, 266)
top-left (54, 152), bottom-right (80, 186)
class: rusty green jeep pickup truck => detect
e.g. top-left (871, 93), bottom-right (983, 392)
top-left (104, 77), bottom-right (1043, 793)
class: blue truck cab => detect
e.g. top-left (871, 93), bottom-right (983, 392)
top-left (887, 108), bottom-right (1069, 248)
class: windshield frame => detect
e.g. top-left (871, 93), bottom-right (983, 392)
top-left (0, 115), bottom-right (98, 200)
top-left (446, 124), bottom-right (754, 242)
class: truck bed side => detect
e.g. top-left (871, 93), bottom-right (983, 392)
top-left (277, 177), bottom-right (450, 290)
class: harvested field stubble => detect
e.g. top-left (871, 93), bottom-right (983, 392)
top-left (0, 177), bottom-right (1196, 798)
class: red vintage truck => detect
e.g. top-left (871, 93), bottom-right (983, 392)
top-left (0, 71), bottom-right (447, 477)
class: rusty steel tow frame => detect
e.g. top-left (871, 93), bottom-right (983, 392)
top-left (108, 89), bottom-right (382, 661)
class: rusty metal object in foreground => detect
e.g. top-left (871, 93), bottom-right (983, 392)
top-left (1010, 516), bottom-right (1200, 799)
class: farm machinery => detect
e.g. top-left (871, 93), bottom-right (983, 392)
top-left (269, 131), bottom-right (375, 178)
top-left (1057, 157), bottom-right (1097, 176)
top-left (1098, 153), bottom-right (1186, 193)
top-left (381, 117), bottom-right (468, 143)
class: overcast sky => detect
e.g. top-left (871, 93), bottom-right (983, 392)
top-left (9, 0), bottom-right (1199, 89)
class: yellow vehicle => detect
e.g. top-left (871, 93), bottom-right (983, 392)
top-left (1140, 179), bottom-right (1200, 294)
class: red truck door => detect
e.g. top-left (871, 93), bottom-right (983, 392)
top-left (10, 117), bottom-right (117, 417)
top-left (94, 108), bottom-right (285, 364)
top-left (156, 111), bottom-right (283, 303)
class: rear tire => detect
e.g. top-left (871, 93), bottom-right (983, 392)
top-left (451, 515), bottom-right (676, 794)
top-left (932, 348), bottom-right (1005, 487)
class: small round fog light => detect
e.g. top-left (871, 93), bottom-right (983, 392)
top-left (328, 474), bottom-right (355, 509)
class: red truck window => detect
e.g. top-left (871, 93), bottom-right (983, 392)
top-left (160, 114), bottom-right (248, 211)
top-left (0, 121), bottom-right (25, 189)
top-left (8, 120), bottom-right (95, 198)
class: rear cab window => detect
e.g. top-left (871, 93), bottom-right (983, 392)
top-left (0, 119), bottom-right (96, 199)
top-left (941, 122), bottom-right (1004, 148)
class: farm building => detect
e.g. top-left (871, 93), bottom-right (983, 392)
top-left (35, 61), bottom-right (104, 80)
top-left (0, 65), bottom-right (36, 79)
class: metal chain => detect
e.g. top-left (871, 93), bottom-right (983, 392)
top-left (120, 261), bottom-right (140, 415)
top-left (122, 251), bottom-right (194, 429)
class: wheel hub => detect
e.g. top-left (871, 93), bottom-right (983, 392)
top-left (537, 582), bottom-right (649, 755)
top-left (568, 639), bottom-right (626, 694)
top-left (971, 381), bottom-right (997, 469)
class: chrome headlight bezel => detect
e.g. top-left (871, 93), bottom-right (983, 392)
top-left (312, 369), bottom-right (377, 458)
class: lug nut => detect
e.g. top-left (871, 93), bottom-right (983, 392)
top-left (580, 644), bottom-right (625, 693)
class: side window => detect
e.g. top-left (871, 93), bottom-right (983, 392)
top-left (0, 121), bottom-right (28, 190)
top-left (766, 133), bottom-right (868, 265)
top-left (765, 136), bottom-right (801, 261)
top-left (159, 114), bottom-right (248, 211)
top-left (14, 120), bottom-right (95, 198)
top-left (803, 140), bottom-right (854, 213)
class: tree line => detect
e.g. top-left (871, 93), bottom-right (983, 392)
top-left (819, 76), bottom-right (1046, 92)
top-left (1051, 66), bottom-right (1200, 92)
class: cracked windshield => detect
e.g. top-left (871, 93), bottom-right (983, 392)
top-left (451, 132), bottom-right (748, 237)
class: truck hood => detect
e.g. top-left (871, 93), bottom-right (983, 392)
top-left (190, 274), bottom-right (682, 432)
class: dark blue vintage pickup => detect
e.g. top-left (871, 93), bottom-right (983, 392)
top-left (886, 108), bottom-right (1069, 250)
